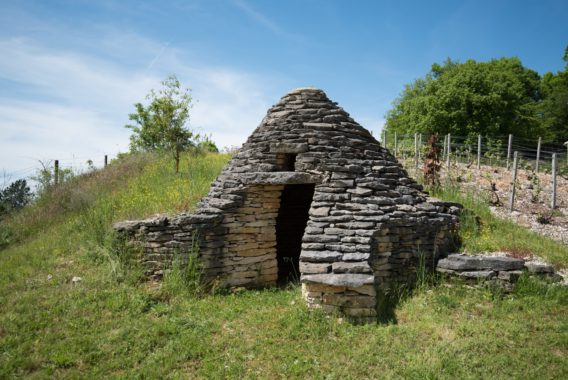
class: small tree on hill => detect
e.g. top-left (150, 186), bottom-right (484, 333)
top-left (423, 134), bottom-right (441, 187)
top-left (0, 179), bottom-right (32, 219)
top-left (126, 75), bottom-right (196, 173)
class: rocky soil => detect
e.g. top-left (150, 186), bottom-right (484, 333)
top-left (443, 163), bottom-right (568, 245)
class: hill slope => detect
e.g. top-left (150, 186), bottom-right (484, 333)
top-left (1, 152), bottom-right (567, 378)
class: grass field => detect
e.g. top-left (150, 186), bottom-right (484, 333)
top-left (1, 152), bottom-right (567, 379)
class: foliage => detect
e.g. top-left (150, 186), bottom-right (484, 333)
top-left (196, 135), bottom-right (219, 153)
top-left (0, 179), bottom-right (32, 218)
top-left (385, 57), bottom-right (543, 139)
top-left (539, 46), bottom-right (568, 142)
top-left (126, 75), bottom-right (197, 173)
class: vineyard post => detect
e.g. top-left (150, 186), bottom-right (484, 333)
top-left (383, 130), bottom-right (387, 150)
top-left (394, 132), bottom-right (398, 158)
top-left (508, 151), bottom-right (518, 212)
top-left (477, 134), bottom-right (481, 170)
top-left (506, 134), bottom-right (513, 169)
top-left (443, 134), bottom-right (447, 160)
top-left (418, 133), bottom-right (422, 161)
top-left (446, 133), bottom-right (451, 168)
top-left (414, 133), bottom-right (418, 168)
top-left (104, 155), bottom-right (108, 168)
top-left (535, 137), bottom-right (541, 173)
top-left (54, 159), bottom-right (59, 186)
top-left (551, 153), bottom-right (557, 209)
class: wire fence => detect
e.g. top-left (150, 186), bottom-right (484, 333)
top-left (381, 131), bottom-right (568, 174)
top-left (1, 153), bottom-right (121, 190)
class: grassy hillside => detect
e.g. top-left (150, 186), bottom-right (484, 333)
top-left (1, 152), bottom-right (567, 379)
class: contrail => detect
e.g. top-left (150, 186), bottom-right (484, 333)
top-left (147, 42), bottom-right (170, 70)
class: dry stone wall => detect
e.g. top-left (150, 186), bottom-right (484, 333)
top-left (114, 87), bottom-right (461, 323)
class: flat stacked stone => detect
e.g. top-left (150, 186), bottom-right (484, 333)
top-left (436, 254), bottom-right (561, 289)
top-left (114, 87), bottom-right (461, 323)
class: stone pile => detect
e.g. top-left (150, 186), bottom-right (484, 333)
top-left (437, 253), bottom-right (561, 288)
top-left (114, 87), bottom-right (461, 323)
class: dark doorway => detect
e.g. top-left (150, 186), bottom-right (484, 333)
top-left (276, 184), bottom-right (315, 285)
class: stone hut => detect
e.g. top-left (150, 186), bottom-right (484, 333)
top-left (115, 88), bottom-right (461, 322)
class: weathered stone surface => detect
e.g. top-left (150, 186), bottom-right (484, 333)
top-left (498, 270), bottom-right (523, 282)
top-left (332, 262), bottom-right (372, 273)
top-left (438, 254), bottom-right (525, 271)
top-left (113, 220), bottom-right (143, 233)
top-left (238, 172), bottom-right (323, 185)
top-left (458, 270), bottom-right (496, 280)
top-left (343, 252), bottom-right (370, 261)
top-left (300, 262), bottom-right (331, 274)
top-left (269, 142), bottom-right (309, 153)
top-left (525, 262), bottom-right (554, 274)
top-left (300, 251), bottom-right (343, 262)
top-left (302, 273), bottom-right (375, 287)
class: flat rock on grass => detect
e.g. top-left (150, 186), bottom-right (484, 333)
top-left (438, 254), bottom-right (525, 271)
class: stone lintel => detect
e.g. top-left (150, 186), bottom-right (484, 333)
top-left (237, 172), bottom-right (323, 185)
top-left (269, 142), bottom-right (309, 153)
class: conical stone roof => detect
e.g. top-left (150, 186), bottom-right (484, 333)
top-left (201, 87), bottom-right (425, 205)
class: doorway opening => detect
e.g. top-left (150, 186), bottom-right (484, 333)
top-left (276, 184), bottom-right (315, 285)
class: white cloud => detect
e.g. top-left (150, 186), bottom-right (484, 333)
top-left (0, 35), bottom-right (274, 180)
top-left (0, 100), bottom-right (130, 176)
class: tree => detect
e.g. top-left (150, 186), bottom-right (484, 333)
top-left (126, 75), bottom-right (196, 173)
top-left (539, 46), bottom-right (568, 142)
top-left (385, 57), bottom-right (543, 140)
top-left (0, 179), bottom-right (32, 218)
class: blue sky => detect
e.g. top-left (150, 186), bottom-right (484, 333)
top-left (1, 0), bottom-right (567, 182)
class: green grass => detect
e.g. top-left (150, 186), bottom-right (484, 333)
top-left (430, 184), bottom-right (568, 267)
top-left (1, 152), bottom-right (568, 378)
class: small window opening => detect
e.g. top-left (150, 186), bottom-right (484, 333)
top-left (276, 153), bottom-right (297, 171)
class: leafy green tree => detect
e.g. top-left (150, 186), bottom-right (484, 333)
top-left (539, 46), bottom-right (568, 142)
top-left (385, 57), bottom-right (543, 139)
top-left (126, 75), bottom-right (196, 173)
top-left (197, 136), bottom-right (219, 153)
top-left (0, 179), bottom-right (32, 218)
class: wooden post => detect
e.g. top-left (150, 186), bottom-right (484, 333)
top-left (443, 134), bottom-right (447, 160)
top-left (104, 155), bottom-right (108, 168)
top-left (394, 132), bottom-right (398, 158)
top-left (383, 130), bottom-right (387, 149)
top-left (54, 160), bottom-right (59, 186)
top-left (446, 133), bottom-right (451, 168)
top-left (508, 151), bottom-right (518, 212)
top-left (551, 153), bottom-right (557, 209)
top-left (506, 134), bottom-right (513, 169)
top-left (414, 133), bottom-right (419, 168)
top-left (535, 137), bottom-right (541, 173)
top-left (418, 133), bottom-right (422, 161)
top-left (477, 134), bottom-right (481, 170)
